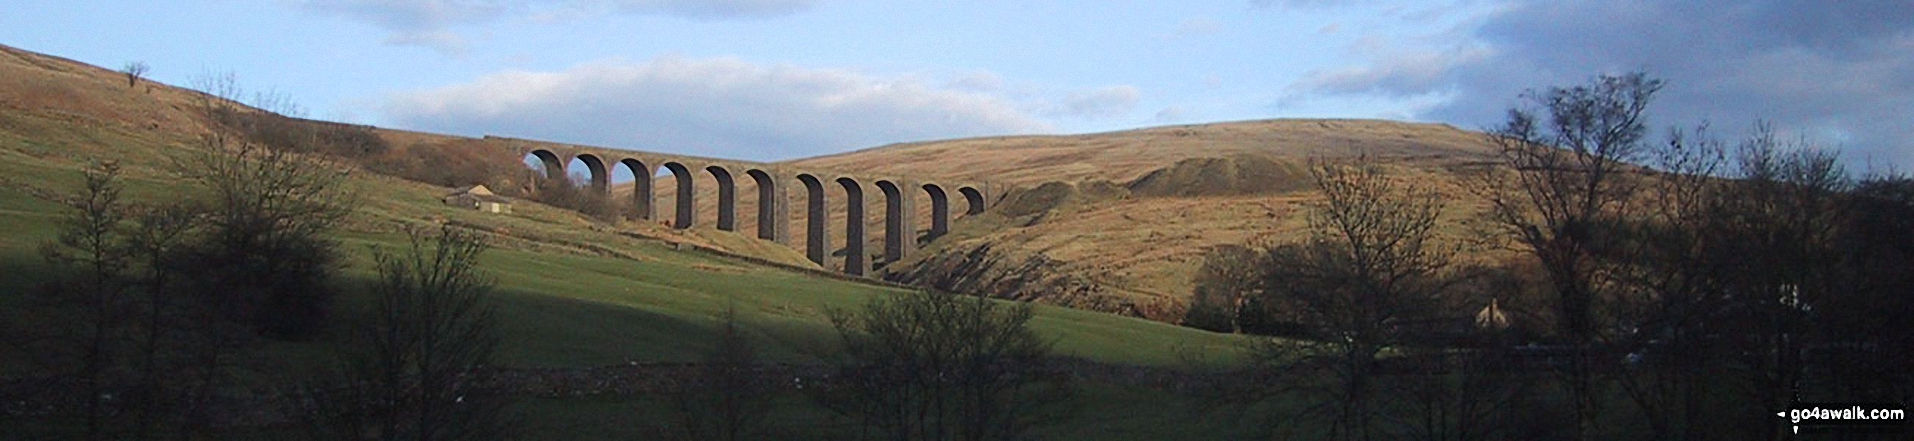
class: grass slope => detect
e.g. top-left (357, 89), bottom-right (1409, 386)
top-left (804, 122), bottom-right (1505, 318)
top-left (0, 44), bottom-right (1244, 372)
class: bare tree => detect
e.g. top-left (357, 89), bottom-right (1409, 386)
top-left (1606, 125), bottom-right (1909, 440)
top-left (1603, 124), bottom-right (1737, 440)
top-left (120, 201), bottom-right (196, 440)
top-left (1184, 244), bottom-right (1264, 333)
top-left (18, 149), bottom-right (358, 437)
top-left (1474, 72), bottom-right (1661, 440)
top-left (365, 139), bottom-right (519, 189)
top-left (21, 163), bottom-right (206, 440)
top-left (121, 61), bottom-right (149, 88)
top-left (35, 160), bottom-right (134, 441)
top-left (190, 70), bottom-right (244, 116)
top-left (296, 224), bottom-right (511, 441)
top-left (171, 130), bottom-right (358, 340)
top-left (1821, 172), bottom-right (1914, 414)
top-left (1711, 128), bottom-right (1853, 439)
top-left (820, 291), bottom-right (1070, 441)
top-left (1250, 158), bottom-right (1458, 440)
top-left (666, 300), bottom-right (775, 441)
top-left (1390, 340), bottom-right (1542, 441)
top-left (527, 171), bottom-right (621, 222)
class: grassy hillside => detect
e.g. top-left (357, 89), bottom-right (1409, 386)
top-left (0, 42), bottom-right (1690, 441)
top-left (776, 120), bottom-right (1505, 320)
top-left (790, 118), bottom-right (1497, 185)
top-left (580, 118), bottom-right (1509, 321)
top-left (0, 42), bottom-right (1246, 375)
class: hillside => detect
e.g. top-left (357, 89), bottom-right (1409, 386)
top-left (0, 38), bottom-right (1503, 336)
top-left (0, 42), bottom-right (1245, 373)
top-left (595, 111), bottom-right (1507, 322)
top-left (792, 118), bottom-right (1496, 185)
top-left (777, 119), bottom-right (1504, 320)
top-left (1, 49), bottom-right (1254, 438)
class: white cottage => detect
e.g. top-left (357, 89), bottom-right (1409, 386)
top-left (1475, 298), bottom-right (1510, 330)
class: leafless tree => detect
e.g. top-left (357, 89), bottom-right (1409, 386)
top-left (120, 201), bottom-right (196, 439)
top-left (366, 139), bottom-right (524, 190)
top-left (1473, 72), bottom-right (1661, 440)
top-left (1602, 124), bottom-right (1736, 440)
top-left (170, 131), bottom-right (358, 340)
top-left (295, 224), bottom-right (511, 441)
top-left (1184, 244), bottom-right (1264, 333)
top-left (1390, 340), bottom-right (1543, 441)
top-left (1822, 172), bottom-right (1914, 412)
top-left (15, 150), bottom-right (355, 438)
top-left (190, 70), bottom-right (389, 161)
top-left (1249, 157), bottom-right (1458, 440)
top-left (34, 160), bottom-right (134, 440)
top-left (20, 163), bottom-right (205, 440)
top-left (666, 300), bottom-right (775, 441)
top-left (121, 61), bottom-right (149, 88)
top-left (1711, 128), bottom-right (1853, 439)
top-left (820, 290), bottom-right (1070, 441)
top-left (525, 171), bottom-right (621, 222)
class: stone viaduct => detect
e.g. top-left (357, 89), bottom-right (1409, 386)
top-left (488, 136), bottom-right (994, 277)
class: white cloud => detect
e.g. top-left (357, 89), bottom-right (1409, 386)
top-left (303, 0), bottom-right (510, 30)
top-left (1153, 106), bottom-right (1188, 123)
top-left (301, 0), bottom-right (818, 53)
top-left (1046, 85), bottom-right (1141, 119)
top-left (1250, 0), bottom-right (1360, 9)
top-left (1281, 0), bottom-right (1914, 168)
top-left (379, 56), bottom-right (1053, 160)
top-left (608, 0), bottom-right (814, 19)
top-left (1287, 46), bottom-right (1489, 98)
top-left (943, 71), bottom-right (1006, 92)
top-left (381, 29), bottom-right (471, 54)
top-left (1170, 17), bottom-right (1223, 39)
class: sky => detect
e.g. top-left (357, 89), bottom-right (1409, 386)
top-left (2, 0), bottom-right (1909, 168)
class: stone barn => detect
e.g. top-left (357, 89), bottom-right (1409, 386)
top-left (443, 185), bottom-right (513, 214)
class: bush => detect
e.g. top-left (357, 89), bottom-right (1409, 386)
top-left (171, 134), bottom-right (357, 340)
top-left (294, 224), bottom-right (510, 441)
top-left (205, 98), bottom-right (389, 160)
top-left (31, 161), bottom-right (135, 440)
top-left (819, 291), bottom-right (1071, 441)
top-left (1183, 244), bottom-right (1263, 333)
top-left (664, 301), bottom-right (774, 441)
top-left (528, 174), bottom-right (621, 222)
top-left (365, 140), bottom-right (528, 191)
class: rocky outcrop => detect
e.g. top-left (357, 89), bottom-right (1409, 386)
top-left (881, 242), bottom-right (1146, 318)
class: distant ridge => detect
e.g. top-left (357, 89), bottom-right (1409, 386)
top-left (788, 118), bottom-right (1496, 186)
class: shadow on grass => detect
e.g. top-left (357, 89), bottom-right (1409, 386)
top-left (510, 380), bottom-right (1244, 441)
top-left (485, 287), bottom-right (725, 367)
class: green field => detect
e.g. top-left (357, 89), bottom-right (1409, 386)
top-left (504, 383), bottom-right (1254, 440)
top-left (0, 108), bottom-right (1255, 438)
top-left (0, 107), bottom-right (1245, 367)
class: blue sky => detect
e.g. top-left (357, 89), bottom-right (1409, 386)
top-left (3, 1), bottom-right (1909, 167)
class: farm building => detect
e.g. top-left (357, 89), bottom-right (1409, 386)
top-left (443, 185), bottom-right (513, 214)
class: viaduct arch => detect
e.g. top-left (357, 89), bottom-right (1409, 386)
top-left (498, 136), bottom-right (993, 277)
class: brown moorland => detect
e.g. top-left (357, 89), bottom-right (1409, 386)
top-left (779, 119), bottom-right (1507, 320)
top-left (2, 41), bottom-right (1510, 324)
